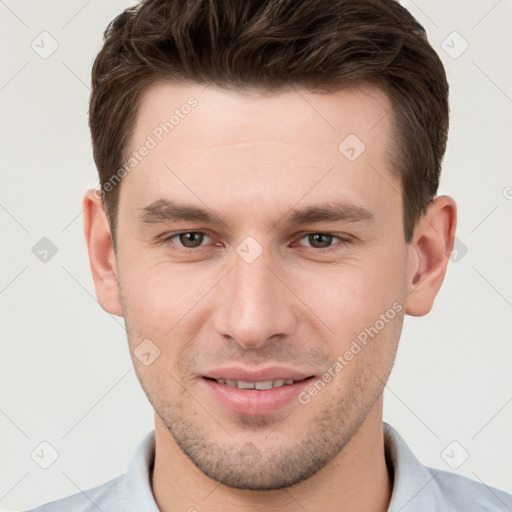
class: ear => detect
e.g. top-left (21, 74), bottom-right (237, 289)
top-left (405, 195), bottom-right (457, 316)
top-left (83, 189), bottom-right (123, 317)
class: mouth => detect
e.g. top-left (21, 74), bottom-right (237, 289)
top-left (201, 372), bottom-right (316, 416)
top-left (204, 376), bottom-right (311, 390)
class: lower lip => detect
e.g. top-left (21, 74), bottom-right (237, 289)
top-left (202, 377), bottom-right (314, 416)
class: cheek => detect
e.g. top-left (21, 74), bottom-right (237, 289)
top-left (120, 261), bottom-right (214, 336)
top-left (292, 251), bottom-right (406, 343)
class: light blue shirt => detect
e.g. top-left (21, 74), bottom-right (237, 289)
top-left (23, 422), bottom-right (512, 511)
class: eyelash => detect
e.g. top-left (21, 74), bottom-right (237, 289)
top-left (161, 231), bottom-right (351, 253)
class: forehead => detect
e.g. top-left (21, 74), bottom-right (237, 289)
top-left (120, 81), bottom-right (399, 226)
top-left (133, 80), bottom-right (393, 150)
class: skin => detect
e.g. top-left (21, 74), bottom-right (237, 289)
top-left (83, 82), bottom-right (456, 512)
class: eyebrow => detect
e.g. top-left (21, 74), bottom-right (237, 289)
top-left (138, 198), bottom-right (376, 227)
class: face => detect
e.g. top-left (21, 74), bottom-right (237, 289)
top-left (112, 82), bottom-right (411, 490)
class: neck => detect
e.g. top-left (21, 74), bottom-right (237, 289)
top-left (151, 398), bottom-right (392, 512)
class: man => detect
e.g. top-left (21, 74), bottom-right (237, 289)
top-left (25, 0), bottom-right (512, 511)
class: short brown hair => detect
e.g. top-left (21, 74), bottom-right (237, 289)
top-left (89, 0), bottom-right (449, 245)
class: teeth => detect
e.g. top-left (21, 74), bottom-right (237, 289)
top-left (215, 378), bottom-right (300, 390)
top-left (237, 380), bottom-right (255, 389)
top-left (255, 381), bottom-right (273, 390)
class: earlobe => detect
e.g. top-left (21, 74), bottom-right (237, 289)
top-left (83, 189), bottom-right (123, 317)
top-left (405, 195), bottom-right (457, 316)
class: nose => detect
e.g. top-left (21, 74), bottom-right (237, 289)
top-left (213, 244), bottom-right (297, 350)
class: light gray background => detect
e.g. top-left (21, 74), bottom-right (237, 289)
top-left (1, 0), bottom-right (511, 510)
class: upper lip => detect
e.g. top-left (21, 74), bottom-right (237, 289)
top-left (203, 367), bottom-right (313, 382)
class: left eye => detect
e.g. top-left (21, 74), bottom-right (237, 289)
top-left (296, 233), bottom-right (345, 249)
